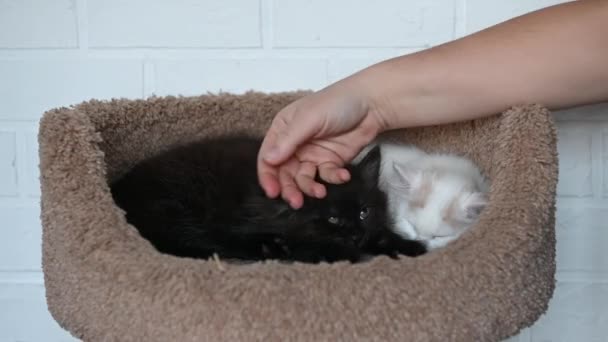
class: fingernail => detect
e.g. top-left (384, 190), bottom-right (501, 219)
top-left (290, 194), bottom-right (304, 209)
top-left (340, 170), bottom-right (351, 181)
top-left (265, 188), bottom-right (279, 198)
top-left (265, 147), bottom-right (281, 162)
top-left (314, 185), bottom-right (326, 198)
top-left (290, 199), bottom-right (302, 209)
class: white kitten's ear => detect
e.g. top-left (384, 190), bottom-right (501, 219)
top-left (391, 163), bottom-right (417, 192)
top-left (463, 192), bottom-right (488, 220)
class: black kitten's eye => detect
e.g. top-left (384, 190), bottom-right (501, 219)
top-left (359, 207), bottom-right (370, 220)
top-left (328, 216), bottom-right (340, 225)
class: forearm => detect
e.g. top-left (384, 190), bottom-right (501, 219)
top-left (353, 0), bottom-right (608, 129)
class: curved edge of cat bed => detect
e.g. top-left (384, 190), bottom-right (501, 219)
top-left (39, 91), bottom-right (558, 342)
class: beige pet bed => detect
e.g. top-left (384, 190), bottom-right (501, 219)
top-left (39, 92), bottom-right (558, 342)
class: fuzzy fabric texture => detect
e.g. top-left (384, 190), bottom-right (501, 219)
top-left (39, 91), bottom-right (558, 342)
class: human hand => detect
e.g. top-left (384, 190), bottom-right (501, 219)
top-left (257, 79), bottom-right (386, 209)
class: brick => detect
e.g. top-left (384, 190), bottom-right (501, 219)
top-left (88, 0), bottom-right (261, 48)
top-left (0, 0), bottom-right (77, 48)
top-left (154, 59), bottom-right (328, 96)
top-left (0, 59), bottom-right (143, 119)
top-left (556, 205), bottom-right (608, 272)
top-left (531, 282), bottom-right (608, 342)
top-left (466, 0), bottom-right (569, 34)
top-left (273, 0), bottom-right (454, 47)
top-left (0, 131), bottom-right (18, 196)
top-left (0, 283), bottom-right (77, 341)
top-left (556, 122), bottom-right (593, 197)
top-left (0, 207), bottom-right (42, 270)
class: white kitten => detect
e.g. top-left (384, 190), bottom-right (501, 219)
top-left (355, 142), bottom-right (489, 251)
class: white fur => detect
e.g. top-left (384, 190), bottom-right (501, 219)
top-left (355, 141), bottom-right (489, 251)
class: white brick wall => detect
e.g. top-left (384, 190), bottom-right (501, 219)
top-left (1, 1), bottom-right (606, 341)
top-left (87, 0), bottom-right (262, 48)
top-left (272, 0), bottom-right (455, 47)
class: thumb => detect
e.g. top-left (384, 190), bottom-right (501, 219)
top-left (261, 112), bottom-right (318, 165)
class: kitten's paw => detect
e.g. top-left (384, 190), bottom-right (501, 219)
top-left (368, 234), bottom-right (427, 258)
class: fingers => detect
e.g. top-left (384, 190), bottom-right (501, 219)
top-left (318, 163), bottom-right (351, 184)
top-left (257, 164), bottom-right (281, 198)
top-left (278, 159), bottom-right (304, 209)
top-left (258, 100), bottom-right (319, 201)
top-left (279, 161), bottom-right (349, 207)
top-left (294, 162), bottom-right (326, 198)
top-left (257, 133), bottom-right (281, 198)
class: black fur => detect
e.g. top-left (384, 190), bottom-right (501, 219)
top-left (110, 134), bottom-right (426, 263)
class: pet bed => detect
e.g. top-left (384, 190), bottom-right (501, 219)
top-left (39, 91), bottom-right (558, 342)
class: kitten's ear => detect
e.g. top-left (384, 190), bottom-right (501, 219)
top-left (462, 192), bottom-right (488, 221)
top-left (357, 145), bottom-right (381, 185)
top-left (391, 163), bottom-right (416, 193)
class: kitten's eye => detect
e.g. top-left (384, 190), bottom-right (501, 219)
top-left (328, 216), bottom-right (340, 225)
top-left (359, 207), bottom-right (370, 220)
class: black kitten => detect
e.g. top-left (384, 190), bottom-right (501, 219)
top-left (110, 134), bottom-right (426, 263)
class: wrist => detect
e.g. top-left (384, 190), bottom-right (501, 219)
top-left (338, 66), bottom-right (398, 133)
top-left (351, 54), bottom-right (431, 132)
